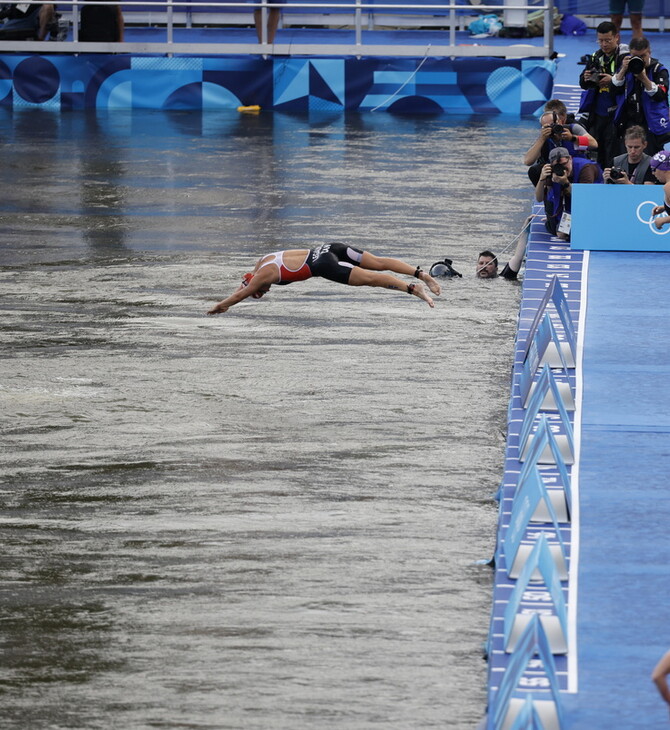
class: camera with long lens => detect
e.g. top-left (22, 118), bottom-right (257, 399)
top-left (551, 163), bottom-right (566, 177)
top-left (607, 166), bottom-right (625, 183)
top-left (628, 56), bottom-right (645, 75)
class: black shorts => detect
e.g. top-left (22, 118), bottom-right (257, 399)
top-left (308, 243), bottom-right (364, 285)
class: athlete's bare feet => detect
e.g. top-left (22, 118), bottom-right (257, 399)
top-left (411, 282), bottom-right (435, 308)
top-left (420, 271), bottom-right (441, 296)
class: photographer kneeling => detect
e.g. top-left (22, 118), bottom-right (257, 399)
top-left (524, 104), bottom-right (597, 187)
top-left (604, 125), bottom-right (656, 184)
top-left (535, 147), bottom-right (603, 241)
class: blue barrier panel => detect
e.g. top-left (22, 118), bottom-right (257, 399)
top-left (503, 465), bottom-right (567, 580)
top-left (503, 534), bottom-right (568, 654)
top-left (520, 276), bottom-right (577, 368)
top-left (519, 365), bottom-right (574, 465)
top-left (0, 54), bottom-right (555, 114)
top-left (519, 314), bottom-right (574, 412)
top-left (518, 416), bottom-right (572, 522)
top-left (572, 185), bottom-right (670, 252)
top-left (509, 696), bottom-right (547, 730)
top-left (490, 612), bottom-right (564, 730)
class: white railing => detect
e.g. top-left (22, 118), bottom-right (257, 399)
top-left (0, 0), bottom-right (555, 57)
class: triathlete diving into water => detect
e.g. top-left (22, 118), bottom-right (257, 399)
top-left (206, 243), bottom-right (442, 315)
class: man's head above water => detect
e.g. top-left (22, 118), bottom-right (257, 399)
top-left (476, 250), bottom-right (499, 279)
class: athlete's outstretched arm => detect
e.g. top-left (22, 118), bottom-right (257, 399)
top-left (207, 269), bottom-right (275, 315)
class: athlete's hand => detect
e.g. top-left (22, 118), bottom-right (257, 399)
top-left (652, 204), bottom-right (665, 215)
top-left (207, 303), bottom-right (229, 315)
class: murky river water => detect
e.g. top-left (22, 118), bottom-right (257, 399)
top-left (1, 108), bottom-right (537, 729)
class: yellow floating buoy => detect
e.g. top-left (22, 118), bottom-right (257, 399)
top-left (237, 105), bottom-right (261, 113)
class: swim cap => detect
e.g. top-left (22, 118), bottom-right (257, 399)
top-left (650, 149), bottom-right (670, 171)
top-left (241, 272), bottom-right (267, 298)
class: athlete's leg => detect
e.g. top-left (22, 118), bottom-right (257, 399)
top-left (347, 267), bottom-right (434, 308)
top-left (359, 251), bottom-right (441, 296)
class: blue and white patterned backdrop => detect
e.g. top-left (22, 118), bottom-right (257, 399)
top-left (0, 54), bottom-right (555, 114)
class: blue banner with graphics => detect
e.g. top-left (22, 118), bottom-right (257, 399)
top-left (572, 184), bottom-right (670, 252)
top-left (0, 53), bottom-right (555, 113)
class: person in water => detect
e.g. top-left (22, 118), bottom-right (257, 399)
top-left (206, 243), bottom-right (441, 315)
top-left (475, 227), bottom-right (530, 280)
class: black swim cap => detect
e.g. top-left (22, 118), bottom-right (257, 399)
top-left (429, 258), bottom-right (462, 278)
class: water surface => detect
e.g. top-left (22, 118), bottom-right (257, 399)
top-left (0, 108), bottom-right (537, 729)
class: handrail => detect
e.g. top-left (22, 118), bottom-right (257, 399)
top-left (6, 1), bottom-right (548, 9)
top-left (0, 0), bottom-right (555, 58)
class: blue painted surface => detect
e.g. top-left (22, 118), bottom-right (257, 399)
top-left (568, 251), bottom-right (670, 728)
top-left (487, 219), bottom-right (670, 725)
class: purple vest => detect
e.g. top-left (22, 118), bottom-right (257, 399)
top-left (614, 61), bottom-right (670, 136)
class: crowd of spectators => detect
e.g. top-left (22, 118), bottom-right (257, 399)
top-left (527, 20), bottom-right (670, 240)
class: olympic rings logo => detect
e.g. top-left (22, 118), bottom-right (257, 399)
top-left (636, 200), bottom-right (670, 235)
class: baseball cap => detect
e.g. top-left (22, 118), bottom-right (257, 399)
top-left (650, 149), bottom-right (670, 171)
top-left (548, 147), bottom-right (570, 162)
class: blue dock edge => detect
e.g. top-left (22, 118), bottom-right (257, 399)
top-left (483, 196), bottom-right (670, 728)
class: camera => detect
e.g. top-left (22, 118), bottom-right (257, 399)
top-left (578, 54), bottom-right (603, 87)
top-left (547, 112), bottom-right (565, 138)
top-left (608, 166), bottom-right (625, 183)
top-left (551, 163), bottom-right (566, 177)
top-left (628, 56), bottom-right (645, 75)
top-left (578, 54), bottom-right (598, 70)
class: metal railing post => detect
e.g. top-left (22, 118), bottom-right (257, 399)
top-left (355, 0), bottom-right (362, 47)
top-left (167, 0), bottom-right (174, 45)
top-left (73, 0), bottom-right (79, 42)
top-left (544, 0), bottom-right (554, 60)
top-left (261, 0), bottom-right (267, 44)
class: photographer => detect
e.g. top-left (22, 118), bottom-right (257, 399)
top-left (611, 36), bottom-right (670, 155)
top-left (535, 147), bottom-right (603, 241)
top-left (577, 21), bottom-right (627, 170)
top-left (0, 3), bottom-right (54, 40)
top-left (524, 102), bottom-right (597, 186)
top-left (604, 125), bottom-right (655, 184)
